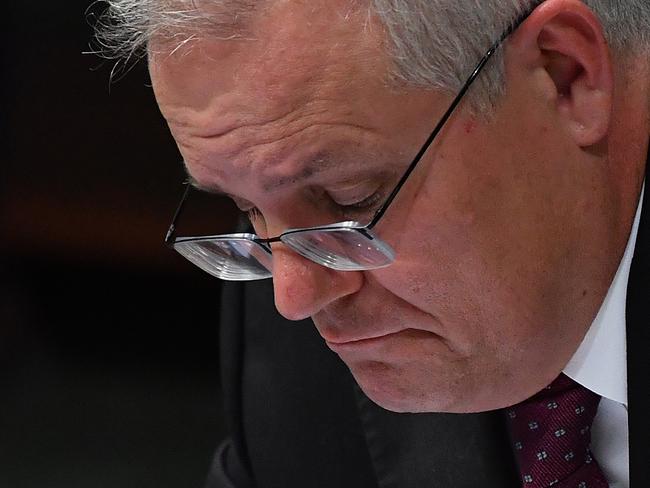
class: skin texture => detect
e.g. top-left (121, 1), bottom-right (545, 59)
top-left (149, 0), bottom-right (648, 413)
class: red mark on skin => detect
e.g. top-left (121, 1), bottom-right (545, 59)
top-left (464, 119), bottom-right (477, 134)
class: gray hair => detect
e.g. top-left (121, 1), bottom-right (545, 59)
top-left (372, 0), bottom-right (650, 110)
top-left (92, 0), bottom-right (257, 63)
top-left (94, 0), bottom-right (650, 109)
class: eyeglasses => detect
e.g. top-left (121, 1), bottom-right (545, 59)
top-left (164, 9), bottom-right (535, 281)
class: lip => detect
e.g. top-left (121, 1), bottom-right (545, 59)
top-left (325, 329), bottom-right (409, 352)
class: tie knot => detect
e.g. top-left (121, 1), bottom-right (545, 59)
top-left (505, 374), bottom-right (609, 487)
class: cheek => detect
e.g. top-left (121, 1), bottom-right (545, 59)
top-left (370, 166), bottom-right (535, 355)
top-left (376, 171), bottom-right (482, 309)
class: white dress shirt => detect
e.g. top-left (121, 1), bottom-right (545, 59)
top-left (563, 184), bottom-right (644, 488)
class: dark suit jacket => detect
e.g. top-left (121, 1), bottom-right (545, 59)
top-left (206, 166), bottom-right (649, 488)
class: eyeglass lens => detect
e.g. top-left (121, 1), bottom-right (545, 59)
top-left (174, 238), bottom-right (273, 281)
top-left (173, 227), bottom-right (395, 281)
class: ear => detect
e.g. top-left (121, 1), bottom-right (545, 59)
top-left (508, 0), bottom-right (614, 147)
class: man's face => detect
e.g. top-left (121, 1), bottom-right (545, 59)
top-left (150, 2), bottom-right (617, 412)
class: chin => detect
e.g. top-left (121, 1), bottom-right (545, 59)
top-left (347, 360), bottom-right (466, 413)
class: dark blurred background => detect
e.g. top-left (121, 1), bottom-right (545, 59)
top-left (1, 3), bottom-right (237, 487)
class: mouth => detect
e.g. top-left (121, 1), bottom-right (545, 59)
top-left (325, 328), bottom-right (432, 353)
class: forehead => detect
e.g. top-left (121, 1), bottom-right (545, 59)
top-left (149, 1), bottom-right (388, 127)
top-left (148, 1), bottom-right (439, 202)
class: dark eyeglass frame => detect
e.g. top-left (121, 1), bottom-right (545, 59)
top-left (165, 5), bottom-right (537, 256)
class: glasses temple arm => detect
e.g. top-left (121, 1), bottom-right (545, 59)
top-left (367, 43), bottom-right (499, 229)
top-left (165, 181), bottom-right (192, 244)
top-left (367, 5), bottom-right (537, 230)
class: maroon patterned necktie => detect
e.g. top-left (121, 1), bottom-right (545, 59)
top-left (505, 374), bottom-right (610, 487)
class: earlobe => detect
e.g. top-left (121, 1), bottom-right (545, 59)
top-left (512, 0), bottom-right (614, 147)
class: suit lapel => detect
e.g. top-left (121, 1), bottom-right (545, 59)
top-left (626, 149), bottom-right (649, 487)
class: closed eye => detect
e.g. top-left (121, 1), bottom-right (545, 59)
top-left (241, 188), bottom-right (384, 233)
top-left (244, 207), bottom-right (268, 236)
top-left (246, 207), bottom-right (263, 221)
top-left (330, 190), bottom-right (384, 219)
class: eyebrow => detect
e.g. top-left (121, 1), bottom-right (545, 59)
top-left (184, 150), bottom-right (347, 196)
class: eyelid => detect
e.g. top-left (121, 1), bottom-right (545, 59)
top-left (346, 193), bottom-right (381, 210)
top-left (327, 181), bottom-right (381, 206)
top-left (232, 197), bottom-right (256, 212)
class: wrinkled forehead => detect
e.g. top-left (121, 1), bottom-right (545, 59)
top-left (147, 0), bottom-right (398, 200)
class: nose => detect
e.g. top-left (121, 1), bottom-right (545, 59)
top-left (271, 246), bottom-right (363, 321)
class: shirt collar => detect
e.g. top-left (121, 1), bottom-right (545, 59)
top-left (563, 183), bottom-right (645, 406)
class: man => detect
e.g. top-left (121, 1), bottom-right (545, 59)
top-left (98, 0), bottom-right (648, 486)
